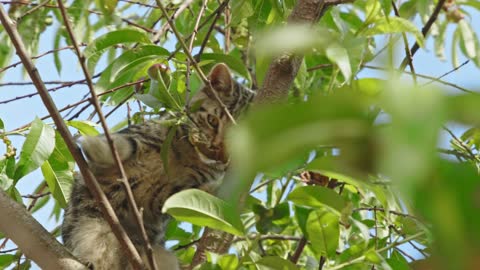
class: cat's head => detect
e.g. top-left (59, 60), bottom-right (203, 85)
top-left (188, 63), bottom-right (255, 163)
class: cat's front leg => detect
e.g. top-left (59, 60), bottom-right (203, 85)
top-left (79, 134), bottom-right (135, 169)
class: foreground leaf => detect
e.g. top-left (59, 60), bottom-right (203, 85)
top-left (288, 185), bottom-right (347, 213)
top-left (162, 189), bottom-right (244, 236)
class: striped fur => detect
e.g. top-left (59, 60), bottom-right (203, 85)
top-left (62, 64), bottom-right (255, 270)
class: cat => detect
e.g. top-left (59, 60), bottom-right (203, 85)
top-left (62, 63), bottom-right (255, 270)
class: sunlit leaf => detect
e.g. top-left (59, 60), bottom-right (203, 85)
top-left (108, 45), bottom-right (169, 82)
top-left (360, 17), bottom-right (424, 47)
top-left (162, 189), bottom-right (244, 236)
top-left (326, 45), bottom-right (352, 81)
top-left (14, 118), bottom-right (55, 182)
top-left (66, 120), bottom-right (99, 136)
top-left (84, 29), bottom-right (152, 73)
top-left (306, 208), bottom-right (339, 258)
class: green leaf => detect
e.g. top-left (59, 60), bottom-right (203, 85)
top-left (84, 29), bottom-right (152, 73)
top-left (386, 250), bottom-right (410, 270)
top-left (364, 249), bottom-right (382, 264)
top-left (288, 186), bottom-right (347, 213)
top-left (198, 53), bottom-right (251, 81)
top-left (96, 0), bottom-right (118, 15)
top-left (109, 45), bottom-right (169, 82)
top-left (360, 17), bottom-right (424, 47)
top-left (66, 120), bottom-right (99, 136)
top-left (0, 173), bottom-right (13, 190)
top-left (231, 0), bottom-right (254, 25)
top-left (162, 189), bottom-right (244, 236)
top-left (458, 20), bottom-right (476, 58)
top-left (364, 0), bottom-right (382, 24)
top-left (14, 118), bottom-right (55, 182)
top-left (41, 132), bottom-right (74, 208)
top-left (326, 45), bottom-right (352, 81)
top-left (41, 162), bottom-right (68, 208)
top-left (306, 208), bottom-right (339, 258)
top-left (256, 256), bottom-right (299, 270)
top-left (0, 118), bottom-right (4, 130)
top-left (0, 254), bottom-right (16, 268)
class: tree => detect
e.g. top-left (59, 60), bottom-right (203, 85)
top-left (1, 0), bottom-right (480, 269)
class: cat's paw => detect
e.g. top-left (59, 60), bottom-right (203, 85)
top-left (79, 135), bottom-right (134, 168)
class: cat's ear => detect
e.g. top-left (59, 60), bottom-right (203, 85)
top-left (208, 63), bottom-right (233, 95)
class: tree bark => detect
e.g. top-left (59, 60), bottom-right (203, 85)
top-left (255, 0), bottom-right (327, 104)
top-left (0, 189), bottom-right (88, 270)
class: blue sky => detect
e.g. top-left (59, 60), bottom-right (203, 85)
top-left (1, 3), bottom-right (480, 269)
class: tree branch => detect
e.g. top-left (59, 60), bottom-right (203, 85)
top-left (55, 0), bottom-right (155, 268)
top-left (0, 3), bottom-right (145, 269)
top-left (0, 189), bottom-right (87, 270)
top-left (398, 0), bottom-right (447, 70)
top-left (255, 0), bottom-right (329, 104)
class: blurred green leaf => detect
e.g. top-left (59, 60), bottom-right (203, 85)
top-left (256, 25), bottom-right (336, 56)
top-left (256, 256), bottom-right (299, 270)
top-left (14, 118), bottom-right (55, 182)
top-left (162, 189), bottom-right (244, 236)
top-left (288, 186), bottom-right (347, 213)
top-left (458, 20), bottom-right (476, 59)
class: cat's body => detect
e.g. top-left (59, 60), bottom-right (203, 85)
top-left (62, 64), bottom-right (255, 270)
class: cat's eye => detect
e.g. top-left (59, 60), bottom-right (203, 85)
top-left (207, 114), bottom-right (219, 128)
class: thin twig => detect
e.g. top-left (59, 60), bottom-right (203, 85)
top-left (166, 1), bottom-right (229, 61)
top-left (443, 126), bottom-right (480, 163)
top-left (353, 207), bottom-right (422, 222)
top-left (0, 247), bottom-right (18, 254)
top-left (196, 5), bottom-right (222, 59)
top-left (15, 0), bottom-right (50, 21)
top-left (363, 65), bottom-right (479, 94)
top-left (290, 237), bottom-right (307, 264)
top-left (56, 0), bottom-right (155, 269)
top-left (392, 1), bottom-right (417, 84)
top-left (234, 234), bottom-right (303, 242)
top-left (0, 79), bottom-right (89, 105)
top-left (21, 192), bottom-right (50, 200)
top-left (9, 79), bottom-right (146, 133)
top-left (155, 0), bottom-right (237, 125)
top-left (421, 60), bottom-right (469, 87)
top-left (152, 0), bottom-right (195, 43)
top-left (0, 45), bottom-right (80, 74)
top-left (0, 3), bottom-right (138, 269)
top-left (398, 0), bottom-right (447, 70)
top-left (186, 0), bottom-right (207, 104)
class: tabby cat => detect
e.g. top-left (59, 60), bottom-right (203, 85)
top-left (62, 63), bottom-right (255, 270)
